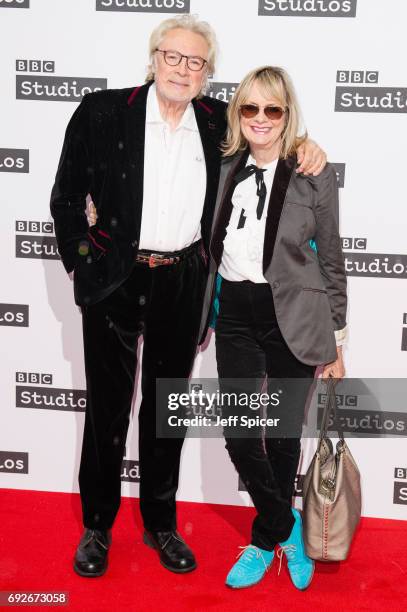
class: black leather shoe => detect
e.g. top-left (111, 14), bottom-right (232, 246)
top-left (143, 530), bottom-right (197, 573)
top-left (73, 529), bottom-right (111, 577)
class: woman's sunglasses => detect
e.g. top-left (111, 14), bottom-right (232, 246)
top-left (239, 104), bottom-right (286, 120)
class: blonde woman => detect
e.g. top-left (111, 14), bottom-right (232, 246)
top-left (201, 66), bottom-right (347, 590)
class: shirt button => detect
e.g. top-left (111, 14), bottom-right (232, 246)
top-left (272, 281), bottom-right (280, 289)
top-left (131, 239), bottom-right (138, 247)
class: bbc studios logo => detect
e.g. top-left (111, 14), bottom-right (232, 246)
top-left (402, 314), bottom-right (407, 352)
top-left (0, 148), bottom-right (29, 173)
top-left (0, 0), bottom-right (29, 7)
top-left (16, 59), bottom-right (107, 102)
top-left (95, 0), bottom-right (189, 12)
top-left (341, 237), bottom-right (407, 279)
top-left (208, 82), bottom-right (238, 103)
top-left (0, 451), bottom-right (29, 474)
top-left (393, 468), bottom-right (407, 506)
top-left (0, 304), bottom-right (29, 327)
top-left (121, 459), bottom-right (140, 482)
top-left (15, 220), bottom-right (59, 260)
top-left (341, 237), bottom-right (367, 251)
top-left (239, 474), bottom-right (304, 497)
top-left (335, 70), bottom-right (407, 114)
top-left (15, 371), bottom-right (86, 412)
top-left (293, 474), bottom-right (304, 497)
top-left (317, 392), bottom-right (407, 437)
top-left (258, 0), bottom-right (357, 17)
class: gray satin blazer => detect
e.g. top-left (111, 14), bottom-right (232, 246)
top-left (198, 150), bottom-right (347, 367)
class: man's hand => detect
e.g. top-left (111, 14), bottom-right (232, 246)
top-left (296, 139), bottom-right (327, 176)
top-left (322, 346), bottom-right (345, 380)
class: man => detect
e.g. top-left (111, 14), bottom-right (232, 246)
top-left (50, 14), bottom-right (326, 578)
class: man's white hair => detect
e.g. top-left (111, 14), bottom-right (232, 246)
top-left (146, 14), bottom-right (218, 96)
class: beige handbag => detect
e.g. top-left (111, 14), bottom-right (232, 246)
top-left (302, 378), bottom-right (362, 561)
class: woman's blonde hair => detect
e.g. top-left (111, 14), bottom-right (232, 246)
top-left (222, 66), bottom-right (307, 159)
top-left (146, 14), bottom-right (218, 97)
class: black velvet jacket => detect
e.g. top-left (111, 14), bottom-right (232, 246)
top-left (50, 81), bottom-right (227, 306)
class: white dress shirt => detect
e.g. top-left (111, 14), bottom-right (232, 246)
top-left (139, 83), bottom-right (206, 252)
top-left (219, 155), bottom-right (278, 284)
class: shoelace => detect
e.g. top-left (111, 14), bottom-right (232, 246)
top-left (84, 530), bottom-right (109, 550)
top-left (236, 545), bottom-right (270, 571)
top-left (277, 544), bottom-right (297, 575)
top-left (160, 533), bottom-right (183, 551)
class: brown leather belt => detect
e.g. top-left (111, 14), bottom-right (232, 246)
top-left (135, 240), bottom-right (202, 268)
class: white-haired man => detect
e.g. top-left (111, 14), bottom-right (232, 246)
top-left (51, 15), bottom-right (326, 577)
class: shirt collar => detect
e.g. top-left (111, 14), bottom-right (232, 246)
top-left (146, 82), bottom-right (198, 132)
top-left (247, 153), bottom-right (278, 172)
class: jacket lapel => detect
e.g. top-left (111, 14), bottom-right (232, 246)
top-left (192, 98), bottom-right (224, 255)
top-left (123, 81), bottom-right (152, 234)
top-left (262, 154), bottom-right (296, 273)
top-left (210, 148), bottom-right (250, 266)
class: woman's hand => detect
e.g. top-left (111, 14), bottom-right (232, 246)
top-left (87, 200), bottom-right (98, 226)
top-left (296, 139), bottom-right (327, 176)
top-left (322, 346), bottom-right (345, 380)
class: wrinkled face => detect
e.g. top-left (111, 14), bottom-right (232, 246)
top-left (239, 80), bottom-right (286, 152)
top-left (153, 28), bottom-right (209, 104)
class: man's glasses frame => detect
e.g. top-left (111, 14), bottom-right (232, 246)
top-left (155, 49), bottom-right (208, 72)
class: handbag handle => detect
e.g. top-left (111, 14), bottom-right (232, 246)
top-left (317, 377), bottom-right (345, 452)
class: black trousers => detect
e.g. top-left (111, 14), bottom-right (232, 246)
top-left (78, 247), bottom-right (206, 532)
top-left (215, 279), bottom-right (316, 551)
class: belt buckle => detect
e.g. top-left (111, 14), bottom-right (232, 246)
top-left (148, 253), bottom-right (165, 268)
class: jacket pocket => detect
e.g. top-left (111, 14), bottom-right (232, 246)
top-left (286, 200), bottom-right (313, 209)
top-left (87, 224), bottom-right (113, 259)
top-left (302, 287), bottom-right (327, 294)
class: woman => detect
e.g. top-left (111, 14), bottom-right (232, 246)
top-left (208, 66), bottom-right (347, 590)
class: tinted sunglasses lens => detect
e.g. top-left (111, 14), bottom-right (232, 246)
top-left (265, 106), bottom-right (284, 120)
top-left (240, 104), bottom-right (259, 118)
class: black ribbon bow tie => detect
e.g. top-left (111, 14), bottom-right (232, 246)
top-left (234, 164), bottom-right (267, 227)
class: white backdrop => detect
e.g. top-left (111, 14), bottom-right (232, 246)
top-left (1, 0), bottom-right (406, 521)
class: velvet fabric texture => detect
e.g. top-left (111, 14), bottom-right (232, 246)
top-left (215, 279), bottom-right (316, 550)
top-left (50, 81), bottom-right (227, 307)
top-left (50, 81), bottom-right (228, 532)
top-left (79, 250), bottom-right (207, 531)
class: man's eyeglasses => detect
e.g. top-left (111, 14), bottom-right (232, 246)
top-left (239, 104), bottom-right (286, 120)
top-left (155, 49), bottom-right (207, 72)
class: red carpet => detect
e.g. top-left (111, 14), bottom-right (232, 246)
top-left (0, 489), bottom-right (406, 612)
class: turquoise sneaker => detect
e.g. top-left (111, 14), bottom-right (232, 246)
top-left (277, 508), bottom-right (314, 590)
top-left (225, 544), bottom-right (274, 589)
